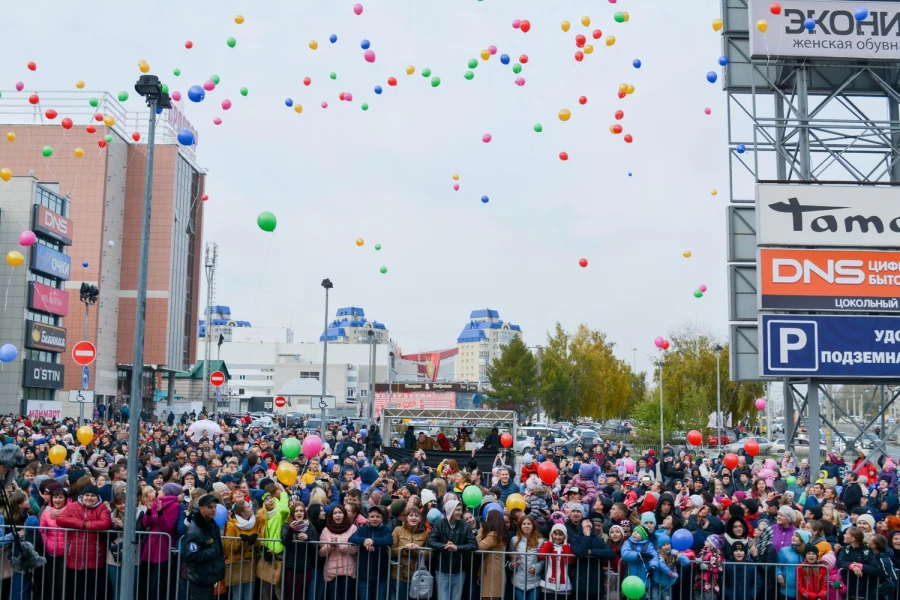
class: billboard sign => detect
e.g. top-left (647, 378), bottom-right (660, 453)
top-left (25, 321), bottom-right (67, 353)
top-left (374, 390), bottom-right (456, 414)
top-left (749, 0), bottom-right (900, 61)
top-left (756, 184), bottom-right (900, 248)
top-left (28, 282), bottom-right (69, 317)
top-left (25, 400), bottom-right (62, 421)
top-left (760, 314), bottom-right (900, 378)
top-left (759, 248), bottom-right (900, 312)
top-left (30, 244), bottom-right (71, 280)
top-left (32, 205), bottom-right (73, 246)
top-left (22, 359), bottom-right (64, 389)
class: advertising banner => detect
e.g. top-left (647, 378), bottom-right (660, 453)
top-left (374, 390), bottom-right (456, 414)
top-left (25, 400), bottom-right (63, 421)
top-left (28, 282), bottom-right (69, 317)
top-left (759, 248), bottom-right (900, 312)
top-left (25, 321), bottom-right (67, 353)
top-left (30, 244), bottom-right (71, 280)
top-left (31, 205), bottom-right (73, 246)
top-left (756, 184), bottom-right (900, 248)
top-left (22, 359), bottom-right (64, 389)
top-left (749, 0), bottom-right (900, 61)
top-left (760, 314), bottom-right (900, 378)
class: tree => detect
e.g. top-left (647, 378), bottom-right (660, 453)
top-left (538, 324), bottom-right (575, 421)
top-left (485, 336), bottom-right (538, 415)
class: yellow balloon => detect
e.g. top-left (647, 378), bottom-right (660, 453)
top-left (75, 81), bottom-right (85, 89)
top-left (235, 14), bottom-right (245, 24)
top-left (713, 18), bottom-right (723, 31)
top-left (77, 425), bottom-right (94, 446)
top-left (74, 148), bottom-right (84, 158)
top-left (276, 461), bottom-right (298, 486)
top-left (0, 168), bottom-right (10, 182)
top-left (139, 61), bottom-right (150, 74)
top-left (711, 189), bottom-right (718, 196)
top-left (561, 21), bottom-right (570, 32)
top-left (6, 133), bottom-right (15, 142)
top-left (757, 19), bottom-right (769, 32)
top-left (683, 251), bottom-right (692, 258)
top-left (480, 49), bottom-right (490, 60)
top-left (626, 84), bottom-right (635, 94)
top-left (48, 445), bottom-right (67, 466)
top-left (5, 251), bottom-right (23, 267)
top-left (624, 12), bottom-right (630, 22)
top-left (506, 493), bottom-right (527, 512)
top-left (356, 238), bottom-right (365, 247)
top-left (584, 45), bottom-right (594, 55)
top-left (452, 174), bottom-right (459, 181)
top-left (581, 16), bottom-right (591, 26)
top-left (294, 104), bottom-right (303, 114)
top-left (104, 116), bottom-right (116, 127)
top-left (309, 40), bottom-right (318, 50)
top-left (558, 108), bottom-right (571, 122)
top-left (606, 35), bottom-right (616, 46)
top-left (618, 83), bottom-right (628, 93)
top-left (407, 65), bottom-right (415, 75)
top-left (609, 125), bottom-right (618, 134)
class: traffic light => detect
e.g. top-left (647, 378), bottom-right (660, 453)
top-left (80, 283), bottom-right (100, 305)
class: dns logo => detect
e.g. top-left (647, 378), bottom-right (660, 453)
top-left (765, 319), bottom-right (819, 373)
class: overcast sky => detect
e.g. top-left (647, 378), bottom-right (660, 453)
top-left (2, 0), bottom-right (729, 376)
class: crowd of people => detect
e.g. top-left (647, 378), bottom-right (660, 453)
top-left (1, 411), bottom-right (900, 600)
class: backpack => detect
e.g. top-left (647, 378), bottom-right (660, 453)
top-left (408, 551), bottom-right (433, 600)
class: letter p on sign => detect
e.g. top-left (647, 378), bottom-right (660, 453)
top-left (779, 327), bottom-right (808, 363)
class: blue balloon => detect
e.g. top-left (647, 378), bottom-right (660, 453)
top-left (0, 344), bottom-right (17, 363)
top-left (500, 54), bottom-right (510, 65)
top-left (214, 504), bottom-right (228, 529)
top-left (481, 195), bottom-right (489, 204)
top-left (82, 262), bottom-right (89, 268)
top-left (177, 128), bottom-right (195, 146)
top-left (855, 7), bottom-right (869, 21)
top-left (671, 529), bottom-right (693, 551)
top-left (360, 429), bottom-right (367, 437)
top-left (632, 59), bottom-right (642, 68)
top-left (427, 508), bottom-right (442, 524)
top-left (628, 172), bottom-right (633, 177)
top-left (155, 107), bottom-right (163, 114)
top-left (804, 17), bottom-right (816, 31)
top-left (374, 85), bottom-right (383, 95)
top-left (187, 85), bottom-right (205, 103)
top-left (330, 34), bottom-right (338, 43)
top-left (706, 71), bottom-right (718, 83)
top-left (736, 143), bottom-right (746, 154)
top-left (285, 98), bottom-right (294, 107)
top-left (482, 503), bottom-right (503, 519)
top-left (361, 39), bottom-right (370, 50)
top-left (718, 55), bottom-right (729, 66)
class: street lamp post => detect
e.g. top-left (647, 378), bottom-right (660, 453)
top-left (716, 345), bottom-right (723, 451)
top-left (78, 282), bottom-right (99, 425)
top-left (657, 358), bottom-right (665, 478)
top-left (366, 329), bottom-right (376, 424)
top-left (320, 279), bottom-right (333, 433)
top-left (120, 75), bottom-right (170, 600)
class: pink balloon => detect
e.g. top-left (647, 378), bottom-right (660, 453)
top-left (203, 80), bottom-right (216, 91)
top-left (302, 435), bottom-right (323, 458)
top-left (515, 77), bottom-right (525, 86)
top-left (755, 398), bottom-right (767, 411)
top-left (221, 99), bottom-right (232, 110)
top-left (699, 284), bottom-right (708, 292)
top-left (453, 184), bottom-right (459, 191)
top-left (512, 19), bottom-right (521, 29)
top-left (654, 336), bottom-right (664, 348)
top-left (364, 50), bottom-right (376, 63)
top-left (172, 91), bottom-right (182, 101)
top-left (624, 459), bottom-right (635, 473)
top-left (15, 82), bottom-right (23, 92)
top-left (213, 117), bottom-right (222, 125)
top-left (18, 231), bottom-right (36, 247)
top-left (344, 92), bottom-right (353, 102)
top-left (704, 107), bottom-right (711, 115)
top-left (482, 133), bottom-right (492, 143)
top-left (488, 45), bottom-right (498, 55)
top-left (321, 102), bottom-right (328, 108)
top-left (353, 3), bottom-right (363, 15)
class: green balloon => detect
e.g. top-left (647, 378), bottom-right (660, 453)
top-left (361, 103), bottom-right (369, 111)
top-left (0, 92), bottom-right (3, 99)
top-left (614, 12), bottom-right (626, 23)
top-left (89, 98), bottom-right (99, 108)
top-left (227, 37), bottom-right (237, 48)
top-left (533, 123), bottom-right (543, 133)
top-left (41, 146), bottom-right (53, 158)
top-left (374, 244), bottom-right (382, 251)
top-left (282, 438), bottom-right (301, 460)
top-left (786, 475), bottom-right (797, 486)
top-left (380, 266), bottom-right (388, 274)
top-left (257, 211), bottom-right (277, 232)
top-left (694, 290), bottom-right (703, 298)
top-left (240, 87), bottom-right (249, 96)
top-left (422, 68), bottom-right (432, 77)
top-left (117, 91), bottom-right (129, 102)
top-left (160, 83), bottom-right (169, 94)
top-left (431, 77), bottom-right (441, 88)
top-left (621, 576), bottom-right (646, 600)
top-left (211, 74), bottom-right (221, 84)
top-left (462, 485), bottom-right (483, 508)
top-left (330, 72), bottom-right (337, 80)
top-left (467, 59), bottom-right (478, 69)
top-left (464, 71), bottom-right (474, 80)
top-left (512, 63), bottom-right (522, 74)
top-left (173, 68), bottom-right (181, 77)
top-left (105, 135), bottom-right (113, 143)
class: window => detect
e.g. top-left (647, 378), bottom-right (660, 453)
top-left (347, 389), bottom-right (356, 398)
top-left (35, 185), bottom-right (68, 216)
top-left (26, 311), bottom-right (59, 327)
top-left (23, 388), bottom-right (55, 401)
top-left (359, 390), bottom-right (367, 397)
top-left (26, 350), bottom-right (59, 363)
top-left (239, 375), bottom-right (246, 380)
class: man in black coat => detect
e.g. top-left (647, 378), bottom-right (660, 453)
top-left (182, 495), bottom-right (226, 600)
top-left (427, 499), bottom-right (477, 600)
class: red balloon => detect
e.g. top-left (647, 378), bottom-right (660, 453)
top-left (201, 194), bottom-right (209, 202)
top-left (617, 91), bottom-right (626, 99)
top-left (60, 118), bottom-right (73, 129)
top-left (45, 110), bottom-right (58, 120)
top-left (611, 124), bottom-right (623, 134)
top-left (592, 29), bottom-right (602, 39)
top-left (559, 151), bottom-right (569, 161)
top-left (537, 461), bottom-right (558, 485)
top-left (770, 2), bottom-right (782, 15)
top-left (519, 54), bottom-right (529, 64)
top-left (303, 77), bottom-right (311, 86)
top-left (624, 134), bottom-right (634, 143)
top-left (744, 439), bottom-right (760, 457)
top-left (185, 41), bottom-right (193, 49)
top-left (615, 110), bottom-right (624, 120)
top-left (574, 51), bottom-right (584, 62)
top-left (85, 125), bottom-right (97, 134)
top-left (579, 258), bottom-right (588, 268)
top-left (575, 34), bottom-right (586, 48)
top-left (94, 114), bottom-right (103, 122)
top-left (387, 77), bottom-right (397, 86)
top-left (500, 433), bottom-right (513, 448)
top-left (27, 62), bottom-right (36, 71)
top-left (724, 453), bottom-right (739, 470)
top-left (28, 94), bottom-right (39, 105)
top-left (131, 132), bottom-right (141, 142)
top-left (579, 96), bottom-right (587, 105)
top-left (687, 430), bottom-right (702, 446)
top-left (662, 340), bottom-right (670, 350)
top-left (97, 140), bottom-right (107, 148)
top-left (520, 20), bottom-right (531, 33)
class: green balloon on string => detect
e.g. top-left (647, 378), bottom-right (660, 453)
top-left (361, 103), bottom-right (369, 111)
top-left (211, 74), bottom-right (221, 84)
top-left (89, 97), bottom-right (99, 108)
top-left (621, 576), bottom-right (646, 600)
top-left (105, 135), bottom-right (113, 143)
top-left (330, 72), bottom-right (337, 80)
top-left (431, 77), bottom-right (441, 87)
top-left (374, 244), bottom-right (382, 251)
top-left (240, 87), bottom-right (249, 96)
top-left (533, 123), bottom-right (543, 133)
top-left (467, 59), bottom-right (478, 69)
top-left (693, 290), bottom-right (703, 298)
top-left (282, 438), bottom-right (301, 460)
top-left (614, 12), bottom-right (626, 23)
top-left (464, 71), bottom-right (474, 80)
top-left (257, 211), bottom-right (277, 232)
top-left (226, 37), bottom-right (237, 48)
top-left (422, 68), bottom-right (432, 77)
top-left (173, 68), bottom-right (181, 77)
top-left (380, 266), bottom-right (387, 274)
top-left (160, 83), bottom-right (169, 94)
top-left (512, 64), bottom-right (522, 74)
top-left (117, 91), bottom-right (129, 102)
top-left (41, 146), bottom-right (53, 158)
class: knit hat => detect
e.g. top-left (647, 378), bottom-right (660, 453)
top-left (803, 544), bottom-right (820, 558)
top-left (566, 502), bottom-right (584, 514)
top-left (795, 529), bottom-right (812, 544)
top-left (80, 484), bottom-right (101, 497)
top-left (859, 475), bottom-right (869, 486)
top-left (359, 466), bottom-right (378, 485)
top-left (212, 482), bottom-right (228, 496)
top-left (656, 533), bottom-right (671, 548)
top-left (162, 483), bottom-right (183, 497)
top-left (857, 514), bottom-right (876, 530)
top-left (618, 518), bottom-right (632, 536)
top-left (778, 505), bottom-right (795, 521)
top-left (689, 494), bottom-right (704, 509)
top-left (550, 523), bottom-right (568, 541)
top-left (705, 534), bottom-right (724, 551)
top-left (640, 493), bottom-right (658, 513)
top-left (633, 526), bottom-right (649, 541)
top-left (523, 454), bottom-right (534, 465)
top-left (641, 512), bottom-right (656, 525)
top-left (389, 499), bottom-right (407, 518)
top-left (420, 489), bottom-right (436, 505)
top-left (820, 552), bottom-right (836, 570)
top-left (609, 525), bottom-right (626, 539)
top-left (731, 541), bottom-right (747, 553)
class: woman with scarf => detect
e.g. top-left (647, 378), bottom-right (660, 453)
top-left (282, 502), bottom-right (320, 600)
top-left (55, 484), bottom-right (112, 600)
top-left (318, 504), bottom-right (359, 600)
top-left (224, 499), bottom-right (263, 600)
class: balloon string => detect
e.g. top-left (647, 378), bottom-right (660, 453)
top-left (4, 271), bottom-right (13, 312)
top-left (256, 233), bottom-right (275, 291)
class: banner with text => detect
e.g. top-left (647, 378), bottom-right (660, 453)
top-left (25, 400), bottom-right (63, 421)
top-left (374, 391), bottom-right (456, 415)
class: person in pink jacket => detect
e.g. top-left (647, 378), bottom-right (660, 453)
top-left (39, 483), bottom-right (69, 598)
top-left (56, 484), bottom-right (113, 600)
top-left (139, 483), bottom-right (182, 598)
top-left (318, 504), bottom-right (358, 600)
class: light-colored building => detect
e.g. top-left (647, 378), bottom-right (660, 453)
top-left (456, 309), bottom-right (522, 385)
top-left (320, 307), bottom-right (389, 344)
top-left (200, 305), bottom-right (294, 344)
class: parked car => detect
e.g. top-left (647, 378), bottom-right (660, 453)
top-left (723, 436), bottom-right (771, 456)
top-left (707, 430), bottom-right (737, 447)
top-left (571, 428), bottom-right (603, 445)
top-left (857, 433), bottom-right (880, 450)
top-left (770, 437), bottom-right (810, 455)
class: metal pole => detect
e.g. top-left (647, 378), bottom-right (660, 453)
top-left (716, 352), bottom-right (722, 451)
top-left (321, 286), bottom-right (329, 434)
top-left (882, 385), bottom-right (886, 441)
top-left (80, 302), bottom-right (88, 425)
top-left (121, 96), bottom-right (157, 600)
top-left (535, 346), bottom-right (542, 423)
top-left (658, 360), bottom-right (664, 479)
top-left (202, 244), bottom-right (214, 419)
top-left (367, 335), bottom-right (375, 423)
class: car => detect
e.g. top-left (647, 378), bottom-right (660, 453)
top-left (723, 436), bottom-right (771, 456)
top-left (770, 437), bottom-right (811, 455)
top-left (707, 430), bottom-right (737, 447)
top-left (857, 433), bottom-right (880, 450)
top-left (250, 416), bottom-right (275, 430)
top-left (572, 429), bottom-right (603, 445)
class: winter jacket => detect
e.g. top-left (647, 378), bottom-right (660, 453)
top-left (426, 517), bottom-right (478, 574)
top-left (521, 463), bottom-right (538, 483)
top-left (258, 492), bottom-right (290, 555)
top-left (477, 529), bottom-right (507, 598)
top-left (772, 523), bottom-right (798, 553)
top-left (836, 544), bottom-right (880, 600)
top-left (140, 495), bottom-right (180, 563)
top-left (391, 525), bottom-right (429, 582)
top-left (496, 479), bottom-right (519, 503)
top-left (223, 514), bottom-right (264, 583)
top-left (538, 541), bottom-right (574, 593)
top-left (510, 535), bottom-right (544, 591)
top-left (570, 475), bottom-right (598, 506)
top-left (55, 497), bottom-right (113, 570)
top-left (318, 525), bottom-right (359, 580)
top-left (722, 558), bottom-right (761, 600)
top-left (825, 565), bottom-right (846, 600)
top-left (182, 510), bottom-right (226, 587)
top-left (349, 523), bottom-right (393, 579)
top-left (39, 503), bottom-right (68, 557)
top-left (777, 545), bottom-right (803, 599)
top-left (648, 554), bottom-right (681, 588)
top-left (566, 523), bottom-right (615, 591)
top-left (797, 563), bottom-right (828, 600)
top-left (873, 552), bottom-right (897, 599)
top-left (281, 520), bottom-right (320, 572)
top-left (621, 537), bottom-right (659, 581)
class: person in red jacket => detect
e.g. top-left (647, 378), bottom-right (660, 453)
top-left (796, 545), bottom-right (828, 600)
top-left (521, 454), bottom-right (538, 487)
top-left (56, 484), bottom-right (113, 600)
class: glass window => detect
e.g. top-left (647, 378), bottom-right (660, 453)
top-left (23, 388), bottom-right (55, 401)
top-left (169, 156), bottom-right (202, 371)
top-left (26, 311), bottom-right (60, 327)
top-left (35, 185), bottom-right (69, 216)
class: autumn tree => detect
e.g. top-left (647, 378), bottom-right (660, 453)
top-left (485, 336), bottom-right (538, 415)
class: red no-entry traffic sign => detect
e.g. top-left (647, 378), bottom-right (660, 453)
top-left (210, 371), bottom-right (225, 387)
top-left (274, 396), bottom-right (286, 408)
top-left (71, 341), bottom-right (97, 366)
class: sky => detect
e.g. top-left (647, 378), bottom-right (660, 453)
top-left (1, 0), bottom-right (731, 377)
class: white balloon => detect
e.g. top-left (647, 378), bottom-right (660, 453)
top-left (108, 240), bottom-right (115, 247)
